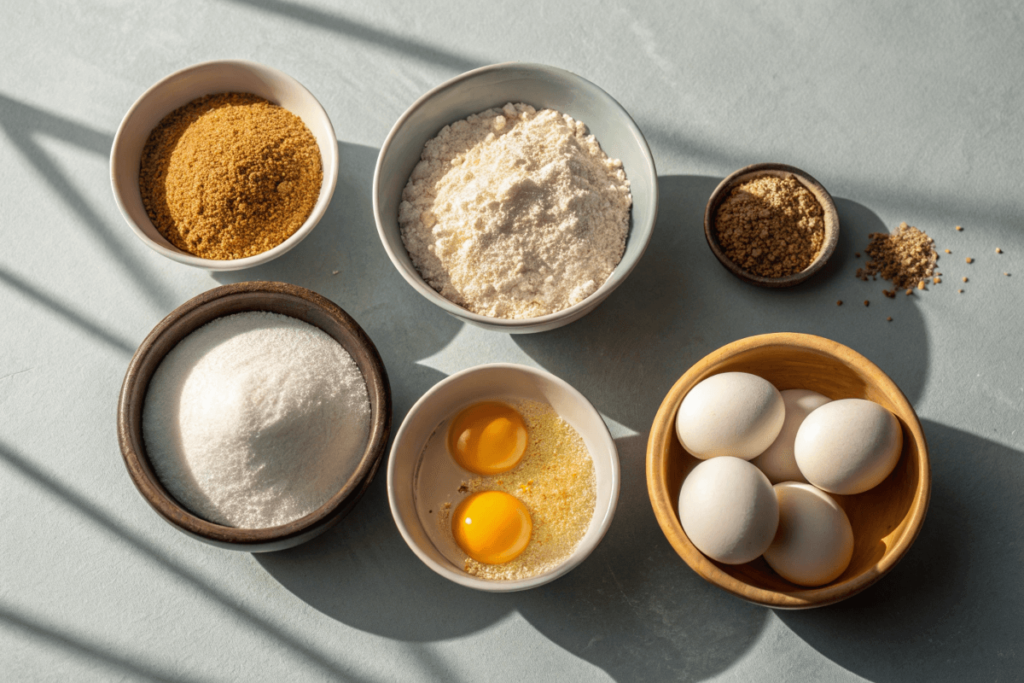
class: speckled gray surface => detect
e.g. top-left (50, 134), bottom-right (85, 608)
top-left (1, 2), bottom-right (1022, 681)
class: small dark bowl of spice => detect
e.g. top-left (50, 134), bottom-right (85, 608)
top-left (111, 60), bottom-right (339, 271)
top-left (704, 163), bottom-right (839, 288)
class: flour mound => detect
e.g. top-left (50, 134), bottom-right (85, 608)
top-left (399, 103), bottom-right (632, 319)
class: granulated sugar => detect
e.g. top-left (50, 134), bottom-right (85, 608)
top-left (399, 103), bottom-right (632, 319)
top-left (143, 312), bottom-right (370, 529)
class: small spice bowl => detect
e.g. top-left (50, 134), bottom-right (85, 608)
top-left (705, 163), bottom-right (839, 287)
top-left (117, 282), bottom-right (391, 552)
top-left (388, 363), bottom-right (620, 592)
top-left (373, 62), bottom-right (658, 334)
top-left (647, 333), bottom-right (930, 608)
top-left (110, 60), bottom-right (339, 271)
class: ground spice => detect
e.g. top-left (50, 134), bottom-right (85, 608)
top-left (139, 93), bottom-right (322, 260)
top-left (857, 222), bottom-right (937, 291)
top-left (714, 175), bottom-right (825, 278)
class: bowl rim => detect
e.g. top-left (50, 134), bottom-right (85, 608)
top-left (646, 332), bottom-right (931, 609)
top-left (372, 61), bottom-right (659, 329)
top-left (386, 362), bottom-right (621, 592)
top-left (109, 59), bottom-right (340, 271)
top-left (703, 163), bottom-right (840, 288)
top-left (116, 281), bottom-right (392, 548)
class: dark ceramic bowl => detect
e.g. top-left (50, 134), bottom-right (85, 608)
top-left (704, 163), bottom-right (840, 288)
top-left (117, 282), bottom-right (391, 552)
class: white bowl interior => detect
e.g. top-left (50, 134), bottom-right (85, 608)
top-left (387, 364), bottom-right (620, 591)
top-left (374, 63), bottom-right (658, 333)
top-left (110, 60), bottom-right (339, 271)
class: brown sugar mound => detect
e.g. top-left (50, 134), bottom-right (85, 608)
top-left (139, 93), bottom-right (322, 260)
top-left (714, 175), bottom-right (825, 278)
top-left (856, 222), bottom-right (937, 290)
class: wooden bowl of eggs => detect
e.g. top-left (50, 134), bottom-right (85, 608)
top-left (646, 333), bottom-right (930, 609)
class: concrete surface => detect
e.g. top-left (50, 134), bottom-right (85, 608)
top-left (1, 1), bottom-right (1021, 680)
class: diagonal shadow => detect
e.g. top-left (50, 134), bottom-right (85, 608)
top-left (642, 120), bottom-right (1024, 237)
top-left (224, 0), bottom-right (482, 73)
top-left (0, 93), bottom-right (175, 311)
top-left (0, 440), bottom-right (371, 683)
top-left (0, 267), bottom-right (134, 355)
top-left (0, 605), bottom-right (201, 683)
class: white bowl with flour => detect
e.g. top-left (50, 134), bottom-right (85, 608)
top-left (374, 63), bottom-right (658, 334)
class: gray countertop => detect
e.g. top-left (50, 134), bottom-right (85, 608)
top-left (2, 1), bottom-right (1022, 680)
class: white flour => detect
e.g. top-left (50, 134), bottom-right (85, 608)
top-left (399, 103), bottom-right (632, 319)
top-left (143, 311), bottom-right (370, 529)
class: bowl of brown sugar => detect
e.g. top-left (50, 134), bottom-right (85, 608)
top-left (704, 163), bottom-right (839, 287)
top-left (111, 60), bottom-right (339, 271)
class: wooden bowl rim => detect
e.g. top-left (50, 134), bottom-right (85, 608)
top-left (117, 281), bottom-right (392, 547)
top-left (703, 163), bottom-right (840, 288)
top-left (645, 332), bottom-right (931, 609)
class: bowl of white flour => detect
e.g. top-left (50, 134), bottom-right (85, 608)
top-left (374, 63), bottom-right (658, 334)
top-left (117, 281), bottom-right (392, 552)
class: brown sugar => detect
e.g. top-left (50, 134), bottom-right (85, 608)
top-left (858, 222), bottom-right (938, 290)
top-left (139, 93), bottom-right (322, 260)
top-left (714, 175), bottom-right (825, 278)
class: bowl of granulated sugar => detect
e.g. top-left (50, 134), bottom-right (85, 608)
top-left (117, 281), bottom-right (391, 552)
top-left (374, 63), bottom-right (658, 334)
top-left (111, 60), bottom-right (339, 271)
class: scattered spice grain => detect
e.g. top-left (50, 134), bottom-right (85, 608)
top-left (956, 225), bottom-right (963, 231)
top-left (963, 277), bottom-right (968, 283)
top-left (996, 248), bottom-right (1003, 254)
top-left (714, 175), bottom-right (825, 278)
top-left (945, 249), bottom-right (952, 254)
top-left (139, 93), bottom-right (322, 260)
top-left (858, 222), bottom-right (938, 291)
top-left (864, 300), bottom-right (870, 307)
top-left (837, 300), bottom-right (843, 306)
top-left (887, 317), bottom-right (893, 322)
top-left (958, 289), bottom-right (964, 294)
top-left (966, 257), bottom-right (973, 264)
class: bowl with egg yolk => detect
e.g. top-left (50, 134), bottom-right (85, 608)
top-left (387, 363), bottom-right (620, 592)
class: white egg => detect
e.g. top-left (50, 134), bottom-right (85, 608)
top-left (752, 389), bottom-right (831, 484)
top-left (763, 483), bottom-right (854, 587)
top-left (678, 457), bottom-right (779, 564)
top-left (676, 372), bottom-right (785, 460)
top-left (794, 398), bottom-right (903, 495)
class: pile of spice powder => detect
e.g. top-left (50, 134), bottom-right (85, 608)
top-left (139, 93), bottom-right (322, 260)
top-left (856, 222), bottom-right (937, 292)
top-left (714, 175), bottom-right (825, 278)
top-left (439, 399), bottom-right (597, 581)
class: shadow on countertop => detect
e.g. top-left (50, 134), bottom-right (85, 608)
top-left (512, 174), bottom-right (933, 440)
top-left (253, 173), bottom-right (939, 681)
top-left (779, 419), bottom-right (1023, 682)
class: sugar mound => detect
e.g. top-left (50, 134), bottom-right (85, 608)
top-left (142, 312), bottom-right (370, 529)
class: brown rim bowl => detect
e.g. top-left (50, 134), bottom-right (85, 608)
top-left (704, 163), bottom-right (840, 288)
top-left (117, 281), bottom-right (392, 552)
top-left (646, 333), bottom-right (930, 609)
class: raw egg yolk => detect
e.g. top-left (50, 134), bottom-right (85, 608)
top-left (447, 402), bottom-right (528, 475)
top-left (452, 491), bottom-right (533, 564)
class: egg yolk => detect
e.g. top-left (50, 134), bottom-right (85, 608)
top-left (452, 491), bottom-right (533, 564)
top-left (447, 402), bottom-right (528, 475)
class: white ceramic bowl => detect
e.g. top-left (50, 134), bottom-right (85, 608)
top-left (110, 60), bottom-right (339, 271)
top-left (387, 363), bottom-right (620, 591)
top-left (373, 63), bottom-right (659, 333)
